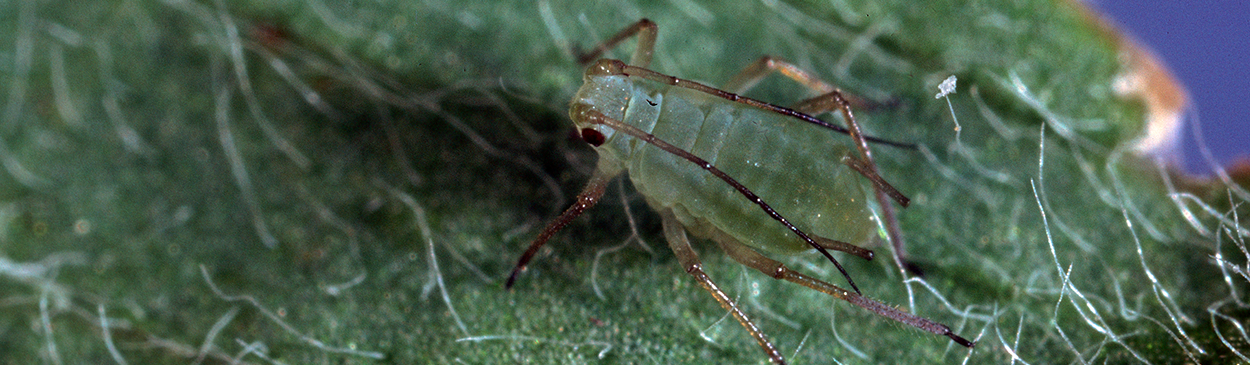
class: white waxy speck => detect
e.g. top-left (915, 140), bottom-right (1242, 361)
top-left (936, 75), bottom-right (961, 132)
top-left (935, 75), bottom-right (957, 99)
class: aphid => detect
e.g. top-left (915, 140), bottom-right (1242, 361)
top-left (506, 19), bottom-right (973, 363)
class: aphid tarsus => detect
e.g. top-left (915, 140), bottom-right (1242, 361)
top-left (507, 19), bottom-right (973, 364)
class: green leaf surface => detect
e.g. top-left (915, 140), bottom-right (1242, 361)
top-left (1, 0), bottom-right (1246, 363)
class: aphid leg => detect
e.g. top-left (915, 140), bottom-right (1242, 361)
top-left (710, 234), bottom-right (975, 348)
top-left (810, 235), bottom-right (873, 261)
top-left (660, 211), bottom-right (788, 365)
top-left (793, 91), bottom-right (921, 275)
top-left (575, 19), bottom-right (657, 67)
top-left (841, 155), bottom-right (909, 207)
top-left (574, 107), bottom-right (864, 294)
top-left (723, 56), bottom-right (836, 95)
top-left (505, 167), bottom-right (616, 288)
top-left (721, 56), bottom-right (882, 133)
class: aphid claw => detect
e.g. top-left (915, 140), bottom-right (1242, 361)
top-left (948, 332), bottom-right (976, 348)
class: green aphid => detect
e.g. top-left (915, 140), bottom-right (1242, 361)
top-left (506, 19), bottom-right (973, 364)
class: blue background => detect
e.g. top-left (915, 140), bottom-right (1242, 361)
top-left (1092, 1), bottom-right (1248, 174)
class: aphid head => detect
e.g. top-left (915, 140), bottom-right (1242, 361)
top-left (570, 61), bottom-right (632, 147)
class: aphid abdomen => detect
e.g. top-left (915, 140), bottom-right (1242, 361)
top-left (621, 87), bottom-right (876, 255)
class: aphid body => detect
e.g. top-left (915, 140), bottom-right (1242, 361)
top-left (507, 19), bottom-right (972, 364)
top-left (573, 60), bottom-right (875, 257)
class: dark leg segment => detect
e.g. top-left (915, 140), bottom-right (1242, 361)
top-left (842, 155), bottom-right (909, 207)
top-left (505, 168), bottom-right (615, 288)
top-left (575, 19), bottom-right (657, 67)
top-left (710, 233), bottom-right (974, 348)
top-left (723, 56), bottom-right (836, 95)
top-left (810, 235), bottom-right (873, 261)
top-left (725, 56), bottom-right (877, 110)
top-left (660, 212), bottom-right (788, 365)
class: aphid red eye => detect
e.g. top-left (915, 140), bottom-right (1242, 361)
top-left (580, 128), bottom-right (606, 146)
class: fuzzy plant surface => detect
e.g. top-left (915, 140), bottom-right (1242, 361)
top-left (0, 0), bottom-right (1247, 363)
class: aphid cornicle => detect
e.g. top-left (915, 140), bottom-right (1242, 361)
top-left (506, 19), bottom-right (973, 363)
